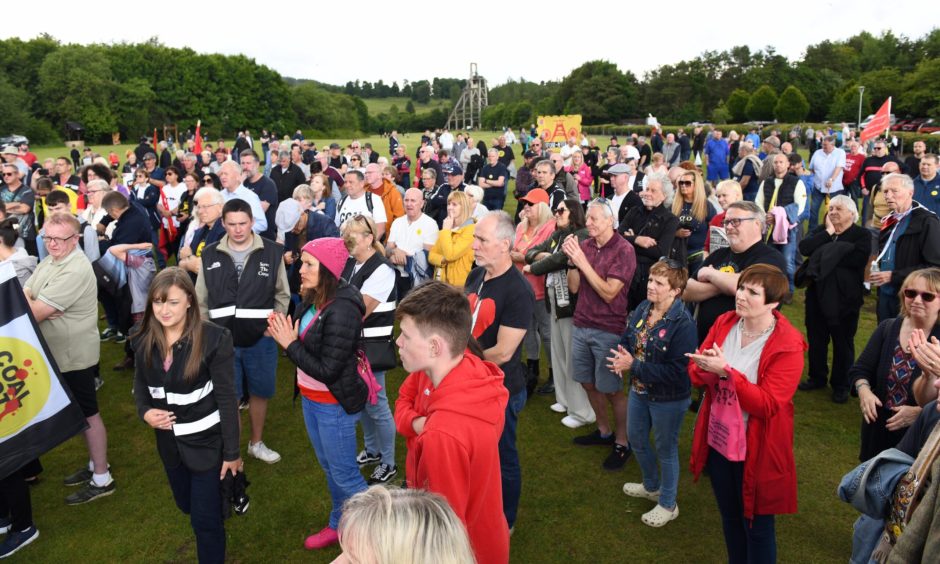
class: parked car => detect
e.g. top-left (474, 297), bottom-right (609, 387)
top-left (918, 119), bottom-right (940, 134)
top-left (901, 118), bottom-right (931, 132)
top-left (0, 134), bottom-right (28, 147)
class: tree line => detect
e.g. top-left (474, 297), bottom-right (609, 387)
top-left (1, 30), bottom-right (937, 145)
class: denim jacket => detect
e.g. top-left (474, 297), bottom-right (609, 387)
top-left (620, 298), bottom-right (697, 402)
top-left (839, 447), bottom-right (913, 519)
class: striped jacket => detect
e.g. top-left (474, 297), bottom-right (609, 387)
top-left (133, 322), bottom-right (239, 473)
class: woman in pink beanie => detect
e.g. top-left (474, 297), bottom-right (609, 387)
top-left (267, 237), bottom-right (369, 550)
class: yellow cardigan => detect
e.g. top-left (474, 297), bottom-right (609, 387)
top-left (428, 221), bottom-right (476, 287)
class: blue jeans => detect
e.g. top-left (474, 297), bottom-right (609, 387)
top-left (301, 397), bottom-right (367, 529)
top-left (877, 286), bottom-right (900, 322)
top-left (234, 337), bottom-right (278, 399)
top-left (500, 389), bottom-right (526, 528)
top-left (627, 391), bottom-right (689, 509)
top-left (359, 371), bottom-right (396, 466)
top-left (484, 193), bottom-right (506, 211)
top-left (851, 515), bottom-right (884, 564)
top-left (770, 229), bottom-right (800, 292)
top-left (808, 189), bottom-right (841, 229)
top-left (707, 448), bottom-right (777, 564)
top-left (165, 463), bottom-right (225, 564)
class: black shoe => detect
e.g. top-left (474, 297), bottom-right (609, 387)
top-left (367, 463), bottom-right (398, 485)
top-left (573, 429), bottom-right (615, 447)
top-left (797, 380), bottom-right (827, 391)
top-left (536, 380), bottom-right (555, 395)
top-left (63, 467), bottom-right (92, 487)
top-left (65, 479), bottom-right (116, 505)
top-left (112, 356), bottom-right (134, 371)
top-left (832, 389), bottom-right (850, 404)
top-left (525, 360), bottom-right (540, 398)
top-left (603, 444), bottom-right (632, 471)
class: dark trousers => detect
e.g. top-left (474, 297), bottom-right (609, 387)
top-left (0, 468), bottom-right (33, 532)
top-left (165, 463), bottom-right (225, 564)
top-left (806, 290), bottom-right (860, 392)
top-left (707, 448), bottom-right (777, 564)
top-left (877, 288), bottom-right (900, 322)
top-left (499, 389), bottom-right (526, 528)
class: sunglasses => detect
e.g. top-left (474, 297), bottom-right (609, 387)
top-left (553, 207), bottom-right (568, 216)
top-left (903, 289), bottom-right (937, 302)
top-left (677, 180), bottom-right (693, 187)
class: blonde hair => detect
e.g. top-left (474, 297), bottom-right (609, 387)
top-left (447, 191), bottom-right (473, 226)
top-left (672, 169), bottom-right (709, 222)
top-left (522, 201), bottom-right (552, 231)
top-left (714, 179), bottom-right (743, 202)
top-left (342, 214), bottom-right (385, 256)
top-left (292, 184), bottom-right (315, 204)
top-left (338, 487), bottom-right (475, 564)
top-left (899, 268), bottom-right (940, 319)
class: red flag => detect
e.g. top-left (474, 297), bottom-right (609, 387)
top-left (153, 128), bottom-right (158, 150)
top-left (860, 97), bottom-right (891, 144)
top-left (194, 120), bottom-right (202, 155)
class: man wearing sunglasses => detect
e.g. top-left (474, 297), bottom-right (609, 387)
top-left (0, 163), bottom-right (36, 255)
top-left (683, 201), bottom-right (787, 344)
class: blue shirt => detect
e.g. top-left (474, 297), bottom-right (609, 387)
top-left (913, 175), bottom-right (940, 216)
top-left (221, 185), bottom-right (268, 234)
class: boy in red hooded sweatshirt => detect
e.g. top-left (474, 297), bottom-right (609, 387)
top-left (394, 280), bottom-right (510, 564)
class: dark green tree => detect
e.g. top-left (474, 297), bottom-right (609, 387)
top-left (774, 85), bottom-right (810, 122)
top-left (745, 85), bottom-right (778, 121)
top-left (726, 89), bottom-right (750, 122)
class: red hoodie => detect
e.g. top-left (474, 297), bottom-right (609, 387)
top-left (395, 352), bottom-right (510, 564)
top-left (688, 310), bottom-right (806, 520)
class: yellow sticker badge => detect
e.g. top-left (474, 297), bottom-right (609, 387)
top-left (0, 337), bottom-right (51, 438)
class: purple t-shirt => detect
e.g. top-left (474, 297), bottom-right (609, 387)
top-left (573, 233), bottom-right (636, 334)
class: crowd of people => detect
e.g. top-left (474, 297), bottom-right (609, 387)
top-left (1, 124), bottom-right (939, 563)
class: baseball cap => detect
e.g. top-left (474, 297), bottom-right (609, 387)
top-left (524, 150), bottom-right (538, 159)
top-left (329, 142), bottom-right (341, 150)
top-left (275, 198), bottom-right (304, 234)
top-left (520, 188), bottom-right (549, 206)
top-left (1, 146), bottom-right (18, 156)
top-left (443, 162), bottom-right (464, 176)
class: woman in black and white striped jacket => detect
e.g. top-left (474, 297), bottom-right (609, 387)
top-left (132, 267), bottom-right (240, 564)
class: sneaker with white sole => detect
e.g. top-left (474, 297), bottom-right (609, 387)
top-left (356, 450), bottom-right (381, 466)
top-left (641, 504), bottom-right (679, 527)
top-left (65, 479), bottom-right (115, 505)
top-left (561, 415), bottom-right (589, 429)
top-left (248, 441), bottom-right (281, 464)
top-left (622, 482), bottom-right (661, 502)
top-left (0, 526), bottom-right (38, 558)
top-left (367, 463), bottom-right (397, 485)
top-left (549, 403), bottom-right (567, 413)
top-left (0, 517), bottom-right (10, 535)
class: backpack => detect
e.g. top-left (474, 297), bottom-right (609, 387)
top-left (338, 191), bottom-right (374, 215)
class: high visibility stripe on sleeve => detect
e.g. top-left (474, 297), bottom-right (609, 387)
top-left (235, 308), bottom-right (274, 319)
top-left (362, 326), bottom-right (394, 338)
top-left (372, 301), bottom-right (396, 313)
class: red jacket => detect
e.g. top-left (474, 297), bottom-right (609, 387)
top-left (688, 309), bottom-right (806, 519)
top-left (394, 352), bottom-right (510, 564)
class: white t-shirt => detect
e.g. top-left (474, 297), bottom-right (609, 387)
top-left (560, 144), bottom-right (578, 167)
top-left (352, 261), bottom-right (396, 303)
top-left (335, 192), bottom-right (388, 229)
top-left (161, 184), bottom-right (187, 228)
top-left (610, 191), bottom-right (628, 218)
top-left (388, 214), bottom-right (439, 255)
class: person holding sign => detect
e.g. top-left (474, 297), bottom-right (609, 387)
top-left (687, 264), bottom-right (805, 563)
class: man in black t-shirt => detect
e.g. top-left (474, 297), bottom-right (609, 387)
top-left (240, 151), bottom-right (279, 241)
top-left (465, 211), bottom-right (534, 532)
top-left (478, 149), bottom-right (509, 211)
top-left (683, 201), bottom-right (787, 343)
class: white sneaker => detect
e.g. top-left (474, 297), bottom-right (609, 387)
top-left (561, 415), bottom-right (588, 428)
top-left (550, 403), bottom-right (567, 413)
top-left (248, 441), bottom-right (281, 464)
top-left (622, 482), bottom-right (661, 502)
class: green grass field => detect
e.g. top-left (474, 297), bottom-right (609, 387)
top-left (361, 97), bottom-right (451, 116)
top-left (19, 134), bottom-right (869, 563)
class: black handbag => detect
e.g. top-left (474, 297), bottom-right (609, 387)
top-left (361, 338), bottom-right (397, 372)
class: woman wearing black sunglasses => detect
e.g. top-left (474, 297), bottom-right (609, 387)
top-left (849, 267), bottom-right (940, 462)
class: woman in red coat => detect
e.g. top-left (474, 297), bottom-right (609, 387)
top-left (687, 264), bottom-right (806, 563)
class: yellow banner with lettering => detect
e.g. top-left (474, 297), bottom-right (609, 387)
top-left (536, 115), bottom-right (582, 152)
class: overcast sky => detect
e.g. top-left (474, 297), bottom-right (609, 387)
top-left (4, 1), bottom-right (935, 87)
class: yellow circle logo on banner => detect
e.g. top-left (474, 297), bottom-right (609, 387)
top-left (0, 338), bottom-right (52, 438)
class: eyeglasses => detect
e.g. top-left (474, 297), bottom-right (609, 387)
top-left (657, 257), bottom-right (685, 269)
top-left (903, 289), bottom-right (937, 302)
top-left (677, 180), bottom-right (693, 187)
top-left (722, 216), bottom-right (758, 228)
top-left (874, 147), bottom-right (886, 151)
top-left (1, 172), bottom-right (15, 177)
top-left (45, 234), bottom-right (77, 245)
